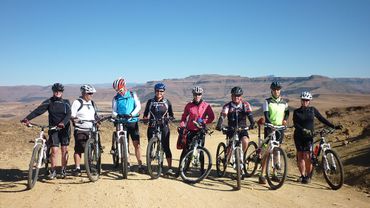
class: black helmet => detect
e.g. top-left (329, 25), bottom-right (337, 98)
top-left (270, 81), bottom-right (282, 90)
top-left (231, 86), bottom-right (243, 96)
top-left (52, 83), bottom-right (64, 92)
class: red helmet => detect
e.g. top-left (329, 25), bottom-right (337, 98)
top-left (113, 78), bottom-right (126, 92)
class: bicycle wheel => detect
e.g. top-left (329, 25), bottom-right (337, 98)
top-left (28, 144), bottom-right (43, 189)
top-left (243, 141), bottom-right (258, 177)
top-left (146, 137), bottom-right (163, 179)
top-left (322, 149), bottom-right (344, 190)
top-left (120, 136), bottom-right (129, 179)
top-left (235, 147), bottom-right (242, 190)
top-left (84, 137), bottom-right (101, 182)
top-left (180, 147), bottom-right (212, 183)
top-left (266, 147), bottom-right (288, 190)
top-left (215, 142), bottom-right (227, 177)
top-left (112, 132), bottom-right (119, 168)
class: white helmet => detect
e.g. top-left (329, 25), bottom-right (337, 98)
top-left (80, 84), bottom-right (96, 94)
top-left (192, 86), bottom-right (203, 94)
top-left (300, 91), bottom-right (312, 100)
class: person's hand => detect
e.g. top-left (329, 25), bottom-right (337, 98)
top-left (282, 120), bottom-right (287, 126)
top-left (335, 125), bottom-right (343, 130)
top-left (179, 122), bottom-right (185, 128)
top-left (20, 118), bottom-right (30, 125)
top-left (197, 118), bottom-right (204, 124)
top-left (302, 128), bottom-right (313, 137)
top-left (57, 122), bottom-right (65, 129)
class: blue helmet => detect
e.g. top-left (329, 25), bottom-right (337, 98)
top-left (154, 83), bottom-right (166, 91)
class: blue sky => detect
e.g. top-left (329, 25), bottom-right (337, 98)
top-left (1, 0), bottom-right (369, 86)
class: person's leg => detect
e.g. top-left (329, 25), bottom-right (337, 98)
top-left (162, 126), bottom-right (172, 169)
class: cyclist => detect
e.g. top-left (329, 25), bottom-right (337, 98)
top-left (111, 77), bottom-right (144, 173)
top-left (293, 91), bottom-right (342, 184)
top-left (143, 82), bottom-right (175, 175)
top-left (21, 83), bottom-right (71, 179)
top-left (70, 84), bottom-right (98, 176)
top-left (215, 86), bottom-right (255, 154)
top-left (259, 81), bottom-right (289, 184)
top-left (177, 86), bottom-right (215, 176)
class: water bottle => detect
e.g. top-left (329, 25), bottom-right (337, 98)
top-left (313, 145), bottom-right (319, 157)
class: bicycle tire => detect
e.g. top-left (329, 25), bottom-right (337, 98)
top-left (112, 132), bottom-right (119, 168)
top-left (120, 136), bottom-right (128, 179)
top-left (235, 147), bottom-right (242, 190)
top-left (243, 141), bottom-right (258, 177)
top-left (215, 142), bottom-right (227, 177)
top-left (28, 144), bottom-right (43, 190)
top-left (322, 149), bottom-right (344, 190)
top-left (146, 137), bottom-right (162, 179)
top-left (266, 147), bottom-right (288, 190)
top-left (84, 137), bottom-right (100, 182)
top-left (180, 147), bottom-right (212, 184)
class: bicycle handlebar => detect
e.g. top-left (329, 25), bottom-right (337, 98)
top-left (26, 123), bottom-right (59, 131)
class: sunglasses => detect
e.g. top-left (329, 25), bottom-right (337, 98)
top-left (156, 90), bottom-right (165, 93)
top-left (301, 99), bottom-right (310, 102)
top-left (193, 93), bottom-right (202, 96)
top-left (87, 93), bottom-right (94, 95)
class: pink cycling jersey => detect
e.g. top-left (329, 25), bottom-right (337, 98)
top-left (180, 101), bottom-right (215, 131)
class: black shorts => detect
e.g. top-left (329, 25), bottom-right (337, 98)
top-left (227, 129), bottom-right (249, 140)
top-left (49, 128), bottom-right (70, 147)
top-left (294, 133), bottom-right (313, 152)
top-left (264, 128), bottom-right (285, 144)
top-left (126, 122), bottom-right (140, 143)
top-left (74, 130), bottom-right (89, 154)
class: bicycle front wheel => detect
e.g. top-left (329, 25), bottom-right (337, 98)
top-left (215, 142), bottom-right (227, 177)
top-left (84, 137), bottom-right (101, 182)
top-left (180, 147), bottom-right (212, 184)
top-left (235, 147), bottom-right (242, 190)
top-left (28, 144), bottom-right (43, 190)
top-left (112, 132), bottom-right (119, 168)
top-left (120, 136), bottom-right (129, 179)
top-left (146, 137), bottom-right (163, 179)
top-left (322, 149), bottom-right (344, 190)
top-left (243, 141), bottom-right (258, 177)
top-left (266, 147), bottom-right (288, 190)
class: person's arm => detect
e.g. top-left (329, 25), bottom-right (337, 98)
top-left (180, 104), bottom-right (189, 127)
top-left (112, 97), bottom-right (118, 117)
top-left (293, 110), bottom-right (304, 131)
top-left (216, 104), bottom-right (228, 130)
top-left (313, 107), bottom-right (335, 128)
top-left (283, 102), bottom-right (289, 124)
top-left (25, 99), bottom-right (50, 120)
top-left (131, 92), bottom-right (141, 116)
top-left (167, 100), bottom-right (174, 118)
top-left (262, 100), bottom-right (271, 123)
top-left (61, 99), bottom-right (71, 126)
top-left (143, 99), bottom-right (151, 118)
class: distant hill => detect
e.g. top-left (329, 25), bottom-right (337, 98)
top-left (1, 75), bottom-right (370, 110)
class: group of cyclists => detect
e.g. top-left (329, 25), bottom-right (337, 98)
top-left (21, 78), bottom-right (342, 186)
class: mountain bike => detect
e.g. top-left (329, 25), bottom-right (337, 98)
top-left (145, 117), bottom-right (175, 179)
top-left (26, 123), bottom-right (58, 190)
top-left (78, 116), bottom-right (110, 182)
top-left (110, 114), bottom-right (138, 179)
top-left (310, 128), bottom-right (344, 190)
top-left (243, 123), bottom-right (288, 190)
top-left (179, 121), bottom-right (213, 183)
top-left (215, 126), bottom-right (250, 190)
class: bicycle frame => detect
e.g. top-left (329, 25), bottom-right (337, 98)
top-left (312, 129), bottom-right (335, 168)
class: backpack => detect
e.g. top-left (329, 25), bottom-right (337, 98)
top-left (176, 127), bottom-right (188, 150)
top-left (76, 98), bottom-right (98, 113)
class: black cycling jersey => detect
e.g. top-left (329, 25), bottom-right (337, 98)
top-left (293, 106), bottom-right (335, 136)
top-left (26, 96), bottom-right (71, 127)
top-left (143, 97), bottom-right (174, 122)
top-left (224, 101), bottom-right (254, 128)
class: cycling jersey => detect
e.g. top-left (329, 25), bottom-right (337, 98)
top-left (180, 100), bottom-right (215, 131)
top-left (112, 91), bottom-right (141, 122)
top-left (143, 97), bottom-right (174, 122)
top-left (263, 96), bottom-right (289, 125)
top-left (71, 97), bottom-right (97, 131)
top-left (220, 101), bottom-right (254, 128)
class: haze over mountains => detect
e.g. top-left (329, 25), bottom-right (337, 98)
top-left (1, 74), bottom-right (370, 113)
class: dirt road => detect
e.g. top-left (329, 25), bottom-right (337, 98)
top-left (1, 123), bottom-right (369, 208)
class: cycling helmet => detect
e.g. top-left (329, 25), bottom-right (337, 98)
top-left (300, 91), bottom-right (313, 100)
top-left (80, 84), bottom-right (96, 94)
top-left (51, 83), bottom-right (64, 92)
top-left (154, 82), bottom-right (166, 91)
top-left (231, 86), bottom-right (243, 96)
top-left (270, 81), bottom-right (282, 90)
top-left (112, 78), bottom-right (126, 92)
top-left (192, 86), bottom-right (203, 94)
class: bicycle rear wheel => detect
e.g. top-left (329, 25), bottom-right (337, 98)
top-left (84, 137), bottom-right (101, 182)
top-left (120, 136), bottom-right (129, 179)
top-left (243, 141), bottom-right (258, 177)
top-left (112, 132), bottom-right (119, 168)
top-left (266, 147), bottom-right (288, 190)
top-left (146, 137), bottom-right (163, 179)
top-left (215, 142), bottom-right (227, 177)
top-left (322, 149), bottom-right (344, 190)
top-left (28, 144), bottom-right (42, 190)
top-left (180, 147), bottom-right (212, 184)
